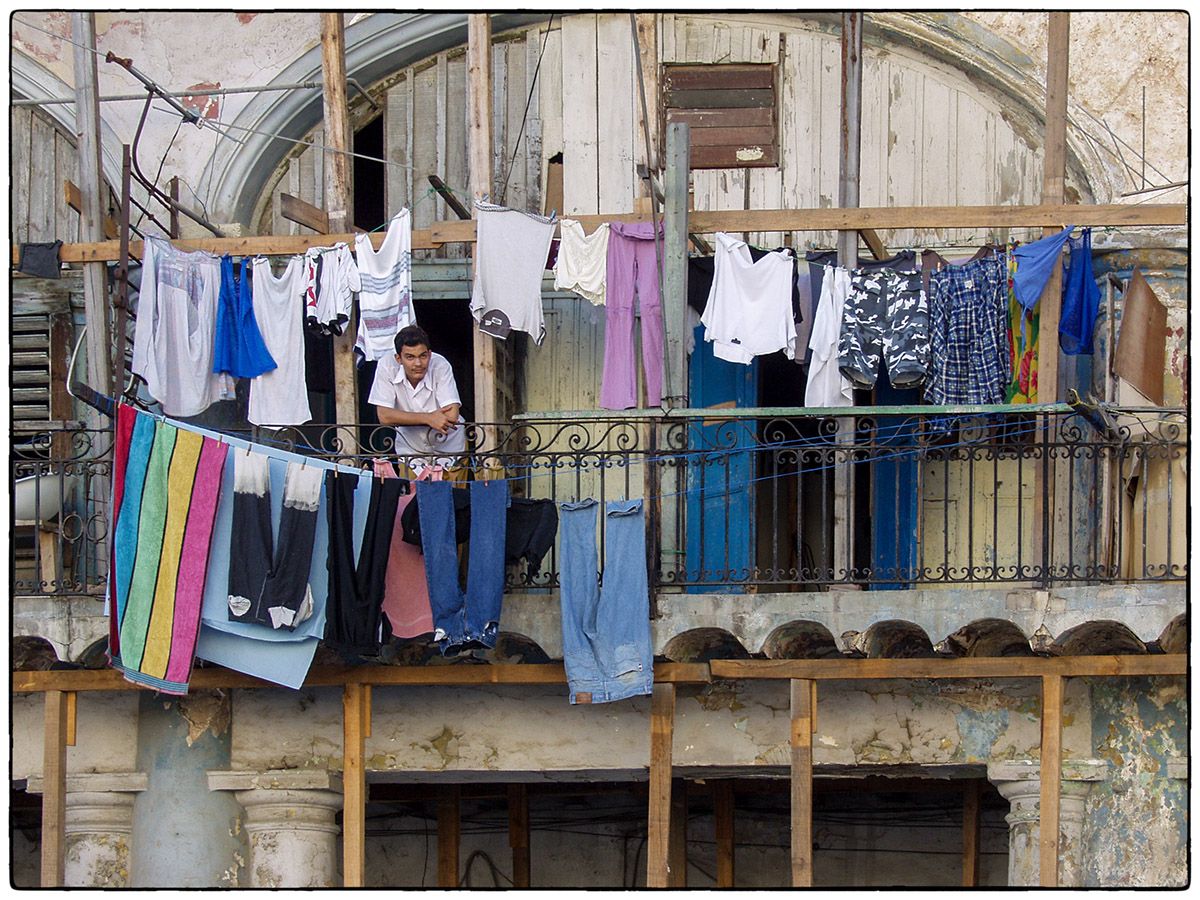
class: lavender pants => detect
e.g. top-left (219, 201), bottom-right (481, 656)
top-left (600, 222), bottom-right (664, 409)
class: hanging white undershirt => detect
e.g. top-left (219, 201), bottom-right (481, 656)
top-left (553, 219), bottom-right (609, 305)
top-left (131, 236), bottom-right (233, 416)
top-left (803, 266), bottom-right (854, 407)
top-left (700, 232), bottom-right (796, 365)
top-left (248, 256), bottom-right (312, 427)
top-left (303, 242), bottom-right (361, 336)
top-left (354, 210), bottom-right (414, 363)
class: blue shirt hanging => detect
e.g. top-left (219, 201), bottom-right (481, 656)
top-left (213, 255), bottom-right (277, 379)
top-left (1011, 224), bottom-right (1074, 318)
top-left (1059, 227), bottom-right (1099, 355)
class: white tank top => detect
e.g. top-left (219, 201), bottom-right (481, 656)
top-left (701, 232), bottom-right (797, 364)
top-left (248, 256), bottom-right (311, 427)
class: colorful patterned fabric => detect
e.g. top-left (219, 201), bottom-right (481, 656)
top-left (1006, 250), bottom-right (1039, 403)
top-left (924, 253), bottom-right (1011, 405)
top-left (110, 405), bottom-right (228, 693)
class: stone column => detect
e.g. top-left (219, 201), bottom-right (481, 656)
top-left (988, 759), bottom-right (1109, 887)
top-left (208, 770), bottom-right (344, 888)
top-left (27, 772), bottom-right (148, 887)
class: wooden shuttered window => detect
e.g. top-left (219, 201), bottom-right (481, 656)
top-left (662, 64), bottom-right (778, 169)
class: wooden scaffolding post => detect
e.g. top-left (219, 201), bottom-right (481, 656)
top-left (962, 779), bottom-right (982, 887)
top-left (833, 12), bottom-right (864, 583)
top-left (438, 786), bottom-right (462, 887)
top-left (320, 13), bottom-right (359, 437)
top-left (70, 13), bottom-right (113, 405)
top-left (662, 122), bottom-right (690, 404)
top-left (467, 14), bottom-right (499, 465)
top-left (341, 682), bottom-right (369, 887)
top-left (790, 679), bottom-right (815, 887)
top-left (508, 784), bottom-right (531, 888)
top-left (669, 779), bottom-right (688, 887)
top-left (647, 682), bottom-right (676, 887)
top-left (1039, 674), bottom-right (1064, 887)
top-left (40, 690), bottom-right (69, 887)
top-left (714, 780), bottom-right (736, 887)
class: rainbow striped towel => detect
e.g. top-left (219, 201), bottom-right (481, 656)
top-left (109, 404), bottom-right (228, 693)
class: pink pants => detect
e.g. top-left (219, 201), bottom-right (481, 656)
top-left (600, 221), bottom-right (664, 409)
top-left (373, 460), bottom-right (439, 638)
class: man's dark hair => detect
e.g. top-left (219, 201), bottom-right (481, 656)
top-left (395, 325), bottom-right (431, 353)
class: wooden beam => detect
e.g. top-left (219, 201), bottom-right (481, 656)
top-left (279, 192), bottom-right (331, 234)
top-left (467, 14), bottom-right (498, 456)
top-left (62, 180), bottom-right (118, 239)
top-left (1040, 674), bottom-right (1064, 887)
top-left (341, 682), bottom-right (368, 887)
top-left (647, 682), bottom-right (676, 887)
top-left (962, 779), bottom-right (982, 887)
top-left (714, 780), bottom-right (736, 887)
top-left (319, 12), bottom-right (359, 434)
top-left (438, 786), bottom-right (462, 888)
top-left (12, 662), bottom-right (713, 693)
top-left (70, 13), bottom-right (112, 400)
top-left (16, 204), bottom-right (1184, 265)
top-left (790, 679), bottom-right (815, 887)
top-left (859, 228), bottom-right (888, 260)
top-left (508, 784), bottom-right (531, 888)
top-left (662, 121), bottom-right (690, 403)
top-left (708, 654), bottom-right (1186, 681)
top-left (40, 690), bottom-right (68, 887)
top-left (669, 779), bottom-right (688, 887)
top-left (1039, 12), bottom-right (1071, 405)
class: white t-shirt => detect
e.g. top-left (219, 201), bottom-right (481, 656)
top-left (248, 256), bottom-right (312, 427)
top-left (804, 266), bottom-right (854, 408)
top-left (354, 210), bottom-right (414, 362)
top-left (368, 351), bottom-right (466, 466)
top-left (131, 236), bottom-right (233, 416)
top-left (303, 242), bottom-right (361, 336)
top-left (553, 219), bottom-right (609, 305)
top-left (700, 232), bottom-right (796, 365)
top-left (471, 201), bottom-right (555, 344)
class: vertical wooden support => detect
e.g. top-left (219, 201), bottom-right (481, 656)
top-left (962, 779), bottom-right (982, 887)
top-left (40, 690), bottom-right (68, 887)
top-left (438, 786), bottom-right (462, 888)
top-left (1040, 674), bottom-right (1064, 887)
top-left (714, 780), bottom-right (735, 888)
top-left (508, 784), bottom-right (531, 888)
top-left (467, 14), bottom-right (499, 459)
top-left (64, 691), bottom-right (78, 747)
top-left (669, 780), bottom-right (688, 887)
top-left (790, 679), bottom-right (815, 887)
top-left (70, 13), bottom-right (112, 403)
top-left (342, 682), bottom-right (367, 887)
top-left (662, 122), bottom-right (690, 404)
top-left (1038, 12), bottom-right (1070, 404)
top-left (833, 13), bottom-right (864, 583)
top-left (320, 12), bottom-right (359, 434)
top-left (633, 14), bottom-right (660, 182)
top-left (647, 682), bottom-right (676, 887)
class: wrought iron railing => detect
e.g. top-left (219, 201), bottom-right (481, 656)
top-left (11, 408), bottom-right (1186, 596)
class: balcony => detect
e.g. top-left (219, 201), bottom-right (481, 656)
top-left (11, 406), bottom-right (1186, 600)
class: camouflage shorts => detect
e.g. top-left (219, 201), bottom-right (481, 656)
top-left (838, 269), bottom-right (930, 390)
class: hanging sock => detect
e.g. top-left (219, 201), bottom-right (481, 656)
top-left (1059, 227), bottom-right (1100, 355)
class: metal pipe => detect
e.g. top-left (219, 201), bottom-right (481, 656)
top-left (13, 81), bottom-right (323, 107)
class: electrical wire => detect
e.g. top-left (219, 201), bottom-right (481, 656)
top-left (12, 15), bottom-right (106, 57)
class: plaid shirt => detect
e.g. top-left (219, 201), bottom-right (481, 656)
top-left (924, 253), bottom-right (1011, 405)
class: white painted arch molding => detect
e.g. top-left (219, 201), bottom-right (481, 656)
top-left (202, 12), bottom-right (547, 227)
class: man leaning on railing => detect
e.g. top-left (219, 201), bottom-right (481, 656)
top-left (368, 325), bottom-right (468, 481)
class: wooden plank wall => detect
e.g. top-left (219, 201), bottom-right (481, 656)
top-left (11, 108), bottom-right (85, 245)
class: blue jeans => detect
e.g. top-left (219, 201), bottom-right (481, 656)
top-left (417, 479), bottom-right (508, 654)
top-left (559, 499), bottom-right (653, 704)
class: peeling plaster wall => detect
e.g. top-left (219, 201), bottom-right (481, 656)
top-left (1082, 676), bottom-right (1188, 887)
top-left (11, 692), bottom-right (140, 781)
top-left (129, 691), bottom-right (247, 888)
top-left (229, 680), bottom-right (1090, 775)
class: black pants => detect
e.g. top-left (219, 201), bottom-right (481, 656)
top-left (323, 470), bottom-right (404, 656)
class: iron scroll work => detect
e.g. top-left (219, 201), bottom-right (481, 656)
top-left (11, 409), bottom-right (1186, 596)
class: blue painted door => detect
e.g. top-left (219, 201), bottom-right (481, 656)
top-left (870, 380), bottom-right (921, 588)
top-left (686, 325), bottom-right (758, 592)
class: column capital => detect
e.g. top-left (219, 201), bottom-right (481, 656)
top-left (25, 772), bottom-right (149, 795)
top-left (987, 758), bottom-right (1110, 786)
top-left (207, 769), bottom-right (343, 794)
